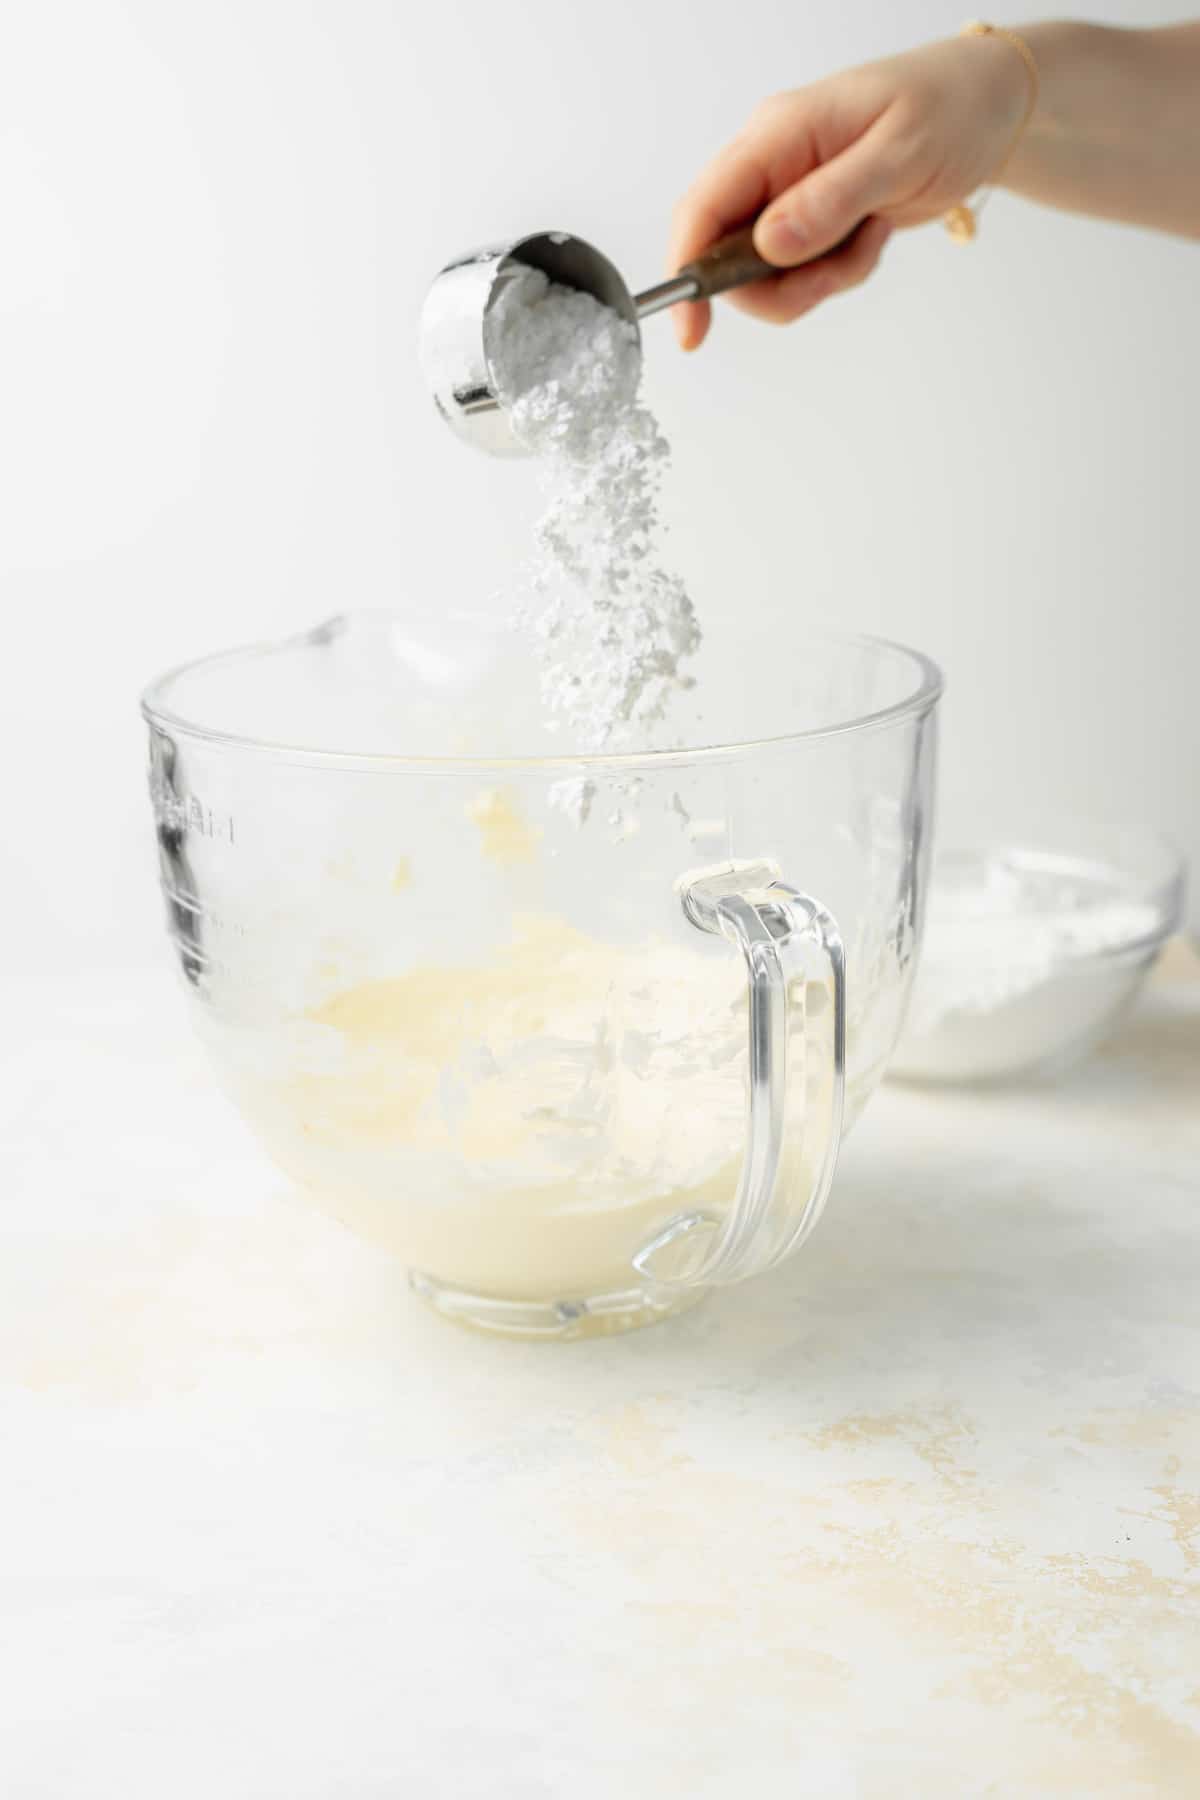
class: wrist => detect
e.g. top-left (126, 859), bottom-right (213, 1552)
top-left (956, 25), bottom-right (1034, 146)
top-left (995, 22), bottom-right (1108, 187)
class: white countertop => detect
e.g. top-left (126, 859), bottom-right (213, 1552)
top-left (4, 950), bottom-right (1198, 1798)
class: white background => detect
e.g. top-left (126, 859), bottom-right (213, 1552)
top-left (3, 14), bottom-right (1198, 1792)
top-left (2, 0), bottom-right (1196, 973)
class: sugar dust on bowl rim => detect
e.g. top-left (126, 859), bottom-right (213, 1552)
top-left (142, 607), bottom-right (942, 1340)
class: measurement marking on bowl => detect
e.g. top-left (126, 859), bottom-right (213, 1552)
top-left (152, 785), bottom-right (237, 846)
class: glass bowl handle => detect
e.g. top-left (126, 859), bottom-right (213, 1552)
top-left (634, 861), bottom-right (846, 1290)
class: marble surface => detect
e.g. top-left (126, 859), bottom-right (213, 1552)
top-left (4, 949), bottom-right (1198, 1798)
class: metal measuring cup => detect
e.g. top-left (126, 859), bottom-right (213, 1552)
top-left (419, 226), bottom-right (772, 456)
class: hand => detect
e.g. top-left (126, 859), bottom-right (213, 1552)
top-left (668, 34), bottom-right (1032, 348)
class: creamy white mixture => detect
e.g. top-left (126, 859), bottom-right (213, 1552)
top-left (217, 916), bottom-right (756, 1300)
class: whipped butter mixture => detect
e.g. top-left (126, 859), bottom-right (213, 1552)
top-left (230, 913), bottom-right (749, 1299)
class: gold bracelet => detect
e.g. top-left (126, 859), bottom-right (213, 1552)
top-left (944, 22), bottom-right (1039, 243)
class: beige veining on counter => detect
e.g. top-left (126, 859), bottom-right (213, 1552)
top-left (2, 951), bottom-right (1197, 1798)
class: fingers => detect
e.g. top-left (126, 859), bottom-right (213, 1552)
top-left (666, 88), bottom-right (899, 347)
top-left (727, 214), bottom-right (893, 325)
top-left (667, 135), bottom-right (781, 350)
top-left (752, 118), bottom-right (899, 267)
top-left (672, 296), bottom-right (711, 353)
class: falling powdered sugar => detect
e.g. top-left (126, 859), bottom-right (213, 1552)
top-left (485, 266), bottom-right (700, 757)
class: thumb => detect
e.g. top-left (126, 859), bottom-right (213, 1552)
top-left (753, 124), bottom-right (896, 267)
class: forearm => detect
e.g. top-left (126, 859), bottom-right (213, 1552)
top-left (998, 21), bottom-right (1200, 237)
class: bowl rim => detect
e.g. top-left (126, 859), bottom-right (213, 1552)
top-left (141, 611), bottom-right (945, 773)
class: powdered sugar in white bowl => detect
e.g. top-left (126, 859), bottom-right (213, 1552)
top-left (890, 827), bottom-right (1185, 1084)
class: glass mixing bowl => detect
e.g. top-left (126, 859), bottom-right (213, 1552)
top-left (143, 608), bottom-right (941, 1338)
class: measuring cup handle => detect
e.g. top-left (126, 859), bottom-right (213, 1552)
top-left (677, 226), bottom-right (776, 299)
top-left (675, 222), bottom-right (863, 301)
top-left (634, 862), bottom-right (846, 1291)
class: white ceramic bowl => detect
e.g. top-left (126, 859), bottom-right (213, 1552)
top-left (890, 824), bottom-right (1186, 1085)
